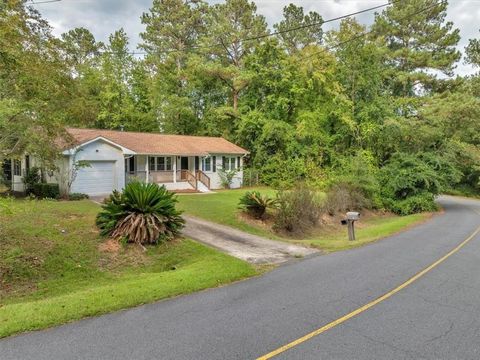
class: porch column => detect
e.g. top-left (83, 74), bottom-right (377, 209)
top-left (173, 156), bottom-right (177, 184)
top-left (145, 155), bottom-right (150, 183)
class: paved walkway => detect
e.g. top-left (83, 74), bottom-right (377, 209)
top-left (182, 215), bottom-right (318, 264)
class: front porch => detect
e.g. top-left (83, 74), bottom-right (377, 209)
top-left (125, 155), bottom-right (211, 192)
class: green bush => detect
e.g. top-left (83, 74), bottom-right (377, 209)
top-left (385, 192), bottom-right (438, 215)
top-left (238, 191), bottom-right (276, 219)
top-left (326, 152), bottom-right (382, 209)
top-left (380, 152), bottom-right (460, 215)
top-left (23, 167), bottom-right (41, 194)
top-left (218, 168), bottom-right (238, 189)
top-left (68, 193), bottom-right (89, 201)
top-left (32, 183), bottom-right (60, 199)
top-left (96, 182), bottom-right (184, 245)
top-left (273, 184), bottom-right (322, 236)
top-left (259, 155), bottom-right (307, 189)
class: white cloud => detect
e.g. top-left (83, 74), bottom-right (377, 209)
top-left (33, 0), bottom-right (479, 75)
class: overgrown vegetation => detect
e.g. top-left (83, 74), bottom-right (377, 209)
top-left (177, 188), bottom-right (432, 251)
top-left (1, 0), bottom-right (480, 212)
top-left (274, 186), bottom-right (323, 235)
top-left (96, 182), bottom-right (184, 245)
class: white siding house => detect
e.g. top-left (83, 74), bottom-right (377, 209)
top-left (5, 128), bottom-right (249, 197)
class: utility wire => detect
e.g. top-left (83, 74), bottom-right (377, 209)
top-left (28, 0), bottom-right (61, 4)
top-left (106, 0), bottom-right (399, 57)
top-left (244, 0), bottom-right (401, 42)
top-left (301, 1), bottom-right (442, 61)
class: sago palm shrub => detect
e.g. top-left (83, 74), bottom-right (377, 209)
top-left (96, 182), bottom-right (184, 245)
top-left (238, 191), bottom-right (276, 219)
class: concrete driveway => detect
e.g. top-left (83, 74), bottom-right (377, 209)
top-left (182, 215), bottom-right (318, 264)
top-left (2, 196), bottom-right (480, 360)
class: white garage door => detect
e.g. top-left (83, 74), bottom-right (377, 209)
top-left (72, 161), bottom-right (116, 196)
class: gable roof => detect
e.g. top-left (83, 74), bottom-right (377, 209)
top-left (64, 128), bottom-right (248, 156)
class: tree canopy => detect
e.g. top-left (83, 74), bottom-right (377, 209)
top-left (1, 0), bottom-right (480, 212)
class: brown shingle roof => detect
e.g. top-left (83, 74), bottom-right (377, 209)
top-left (65, 128), bottom-right (248, 156)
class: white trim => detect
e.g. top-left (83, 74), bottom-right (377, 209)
top-left (145, 155), bottom-right (150, 183)
top-left (62, 136), bottom-right (136, 156)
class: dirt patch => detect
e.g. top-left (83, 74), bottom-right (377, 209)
top-left (237, 212), bottom-right (274, 231)
top-left (98, 240), bottom-right (153, 271)
top-left (99, 239), bottom-right (121, 254)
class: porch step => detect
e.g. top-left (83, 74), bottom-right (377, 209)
top-left (197, 181), bottom-right (210, 193)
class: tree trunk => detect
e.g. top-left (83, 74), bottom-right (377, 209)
top-left (233, 89), bottom-right (239, 112)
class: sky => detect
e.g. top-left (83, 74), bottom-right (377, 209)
top-left (31, 0), bottom-right (480, 76)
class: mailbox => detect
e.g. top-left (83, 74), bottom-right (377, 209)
top-left (346, 212), bottom-right (360, 221)
top-left (341, 211), bottom-right (360, 241)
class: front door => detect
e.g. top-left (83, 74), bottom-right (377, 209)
top-left (180, 157), bottom-right (189, 170)
top-left (180, 157), bottom-right (189, 180)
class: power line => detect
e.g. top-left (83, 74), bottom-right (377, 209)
top-left (118, 0), bottom-right (399, 57)
top-left (27, 0), bottom-right (399, 58)
top-left (244, 0), bottom-right (401, 42)
top-left (301, 1), bottom-right (442, 61)
top-left (28, 0), bottom-right (61, 4)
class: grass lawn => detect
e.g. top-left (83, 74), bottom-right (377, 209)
top-left (177, 188), bottom-right (433, 253)
top-left (0, 199), bottom-right (257, 338)
top-left (295, 212), bottom-right (430, 252)
top-left (177, 187), bottom-right (278, 238)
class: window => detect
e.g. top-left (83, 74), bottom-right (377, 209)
top-left (13, 160), bottom-right (21, 176)
top-left (157, 157), bottom-right (165, 171)
top-left (149, 157), bottom-right (156, 171)
top-left (128, 156), bottom-right (135, 174)
top-left (222, 156), bottom-right (237, 171)
top-left (202, 157), bottom-right (212, 172)
top-left (149, 157), bottom-right (173, 171)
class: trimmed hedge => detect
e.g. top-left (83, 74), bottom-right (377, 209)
top-left (32, 183), bottom-right (60, 199)
top-left (69, 193), bottom-right (89, 201)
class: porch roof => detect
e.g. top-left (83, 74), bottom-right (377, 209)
top-left (63, 128), bottom-right (249, 156)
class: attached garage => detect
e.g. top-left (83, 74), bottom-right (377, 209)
top-left (72, 161), bottom-right (116, 196)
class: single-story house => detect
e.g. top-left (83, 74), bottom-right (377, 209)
top-left (4, 128), bottom-right (249, 196)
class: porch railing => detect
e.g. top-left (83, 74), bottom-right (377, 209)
top-left (183, 170), bottom-right (197, 190)
top-left (196, 170), bottom-right (210, 189)
top-left (126, 171), bottom-right (147, 184)
top-left (126, 170), bottom-right (203, 190)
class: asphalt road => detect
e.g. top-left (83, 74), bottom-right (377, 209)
top-left (2, 196), bottom-right (480, 360)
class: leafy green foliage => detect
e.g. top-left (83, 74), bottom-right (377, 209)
top-left (2, 0), bottom-right (479, 205)
top-left (96, 182), bottom-right (184, 245)
top-left (22, 167), bottom-right (41, 195)
top-left (218, 168), bottom-right (238, 189)
top-left (273, 4), bottom-right (323, 53)
top-left (238, 191), bottom-right (276, 219)
top-left (31, 183), bottom-right (60, 199)
top-left (384, 193), bottom-right (439, 216)
top-left (68, 193), bottom-right (89, 201)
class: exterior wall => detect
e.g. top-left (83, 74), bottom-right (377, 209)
top-left (10, 155), bottom-right (70, 194)
top-left (203, 154), bottom-right (244, 190)
top-left (70, 140), bottom-right (125, 194)
top-left (150, 171), bottom-right (175, 183)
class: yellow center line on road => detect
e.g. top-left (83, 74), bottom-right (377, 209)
top-left (257, 222), bottom-right (480, 360)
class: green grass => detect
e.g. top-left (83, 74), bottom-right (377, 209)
top-left (177, 188), bottom-right (432, 253)
top-left (0, 199), bottom-right (257, 338)
top-left (296, 213), bottom-right (430, 252)
top-left (177, 187), bottom-right (278, 238)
